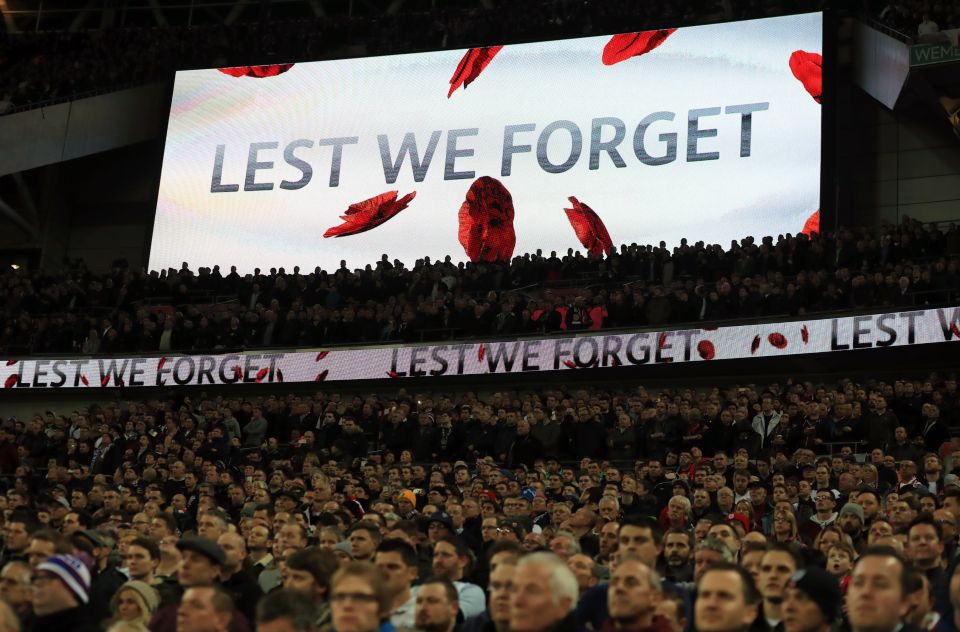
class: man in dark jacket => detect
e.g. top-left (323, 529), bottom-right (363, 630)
top-left (508, 420), bottom-right (543, 469)
top-left (217, 532), bottom-right (262, 624)
top-left (31, 554), bottom-right (99, 632)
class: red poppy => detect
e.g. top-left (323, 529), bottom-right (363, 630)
top-left (315, 370), bottom-right (329, 382)
top-left (448, 46), bottom-right (503, 98)
top-left (234, 365), bottom-right (243, 380)
top-left (697, 340), bottom-right (716, 360)
top-left (564, 197), bottom-right (614, 257)
top-left (316, 351), bottom-right (329, 361)
top-left (324, 191), bottom-right (417, 238)
top-left (801, 325), bottom-right (809, 344)
top-left (387, 371), bottom-right (401, 379)
top-left (751, 335), bottom-right (761, 354)
top-left (768, 333), bottom-right (788, 349)
top-left (80, 375), bottom-right (89, 387)
top-left (5, 360), bottom-right (15, 366)
top-left (951, 323), bottom-right (960, 338)
top-left (458, 177), bottom-right (516, 262)
top-left (276, 368), bottom-right (284, 383)
top-left (564, 360), bottom-right (577, 369)
top-left (217, 64), bottom-right (295, 78)
top-left (801, 209), bottom-right (820, 238)
top-left (255, 367), bottom-right (270, 383)
top-left (158, 357), bottom-right (168, 371)
top-left (602, 29), bottom-right (676, 66)
top-left (101, 375), bottom-right (111, 387)
top-left (478, 345), bottom-right (486, 361)
top-left (789, 51), bottom-right (822, 103)
top-left (3, 375), bottom-right (17, 389)
top-left (658, 332), bottom-right (669, 350)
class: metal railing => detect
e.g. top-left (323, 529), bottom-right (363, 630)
top-left (860, 14), bottom-right (915, 44)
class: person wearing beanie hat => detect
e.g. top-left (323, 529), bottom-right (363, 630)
top-left (32, 554), bottom-right (100, 632)
top-left (838, 504), bottom-right (866, 545)
top-left (108, 580), bottom-right (161, 628)
top-left (781, 567), bottom-right (841, 632)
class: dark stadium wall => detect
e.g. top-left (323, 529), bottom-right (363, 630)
top-left (39, 140), bottom-right (164, 270)
top-left (845, 88), bottom-right (960, 227)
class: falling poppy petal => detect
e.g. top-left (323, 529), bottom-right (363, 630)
top-left (5, 360), bottom-right (15, 366)
top-left (564, 196), bottom-right (614, 257)
top-left (448, 46), bottom-right (503, 98)
top-left (801, 210), bottom-right (820, 238)
top-left (315, 370), bottom-right (329, 382)
top-left (602, 29), bottom-right (676, 66)
top-left (458, 177), bottom-right (516, 262)
top-left (255, 367), bottom-right (270, 383)
top-left (276, 368), bottom-right (284, 383)
top-left (564, 360), bottom-right (577, 369)
top-left (751, 335), bottom-right (761, 354)
top-left (478, 345), bottom-right (486, 361)
top-left (316, 351), bottom-right (329, 361)
top-left (3, 375), bottom-right (17, 389)
top-left (80, 375), bottom-right (89, 386)
top-left (324, 191), bottom-right (416, 238)
top-left (789, 50), bottom-right (822, 103)
top-left (658, 332), bottom-right (669, 349)
top-left (801, 325), bottom-right (809, 344)
top-left (158, 357), bottom-right (167, 371)
top-left (697, 340), bottom-right (716, 360)
top-left (768, 333), bottom-right (788, 349)
top-left (218, 64), bottom-right (294, 78)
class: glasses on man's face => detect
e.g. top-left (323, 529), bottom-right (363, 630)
top-left (331, 592), bottom-right (378, 604)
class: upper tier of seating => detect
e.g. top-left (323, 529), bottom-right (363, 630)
top-left (1, 218), bottom-right (957, 356)
top-left (0, 0), bottom-right (825, 114)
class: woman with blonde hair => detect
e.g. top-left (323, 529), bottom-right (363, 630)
top-left (106, 581), bottom-right (160, 628)
top-left (771, 510), bottom-right (804, 545)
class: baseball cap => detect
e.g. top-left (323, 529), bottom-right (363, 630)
top-left (176, 537), bottom-right (226, 566)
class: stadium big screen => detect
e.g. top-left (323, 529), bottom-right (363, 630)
top-left (149, 13), bottom-right (823, 273)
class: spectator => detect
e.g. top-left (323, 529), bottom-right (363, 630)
top-left (31, 554), bottom-right (98, 632)
top-left (695, 563), bottom-right (760, 632)
top-left (510, 552), bottom-right (578, 632)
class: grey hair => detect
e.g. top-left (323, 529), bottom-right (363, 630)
top-left (668, 495), bottom-right (692, 518)
top-left (552, 531), bottom-right (582, 555)
top-left (599, 495), bottom-right (620, 510)
top-left (696, 536), bottom-right (734, 562)
top-left (1, 561), bottom-right (31, 585)
top-left (517, 552), bottom-right (579, 612)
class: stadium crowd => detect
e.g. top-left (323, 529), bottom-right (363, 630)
top-left (873, 0), bottom-right (960, 38)
top-left (0, 0), bottom-right (826, 114)
top-left (0, 218), bottom-right (957, 356)
top-left (0, 372), bottom-right (957, 631)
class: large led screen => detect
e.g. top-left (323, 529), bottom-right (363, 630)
top-left (150, 12), bottom-right (823, 273)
